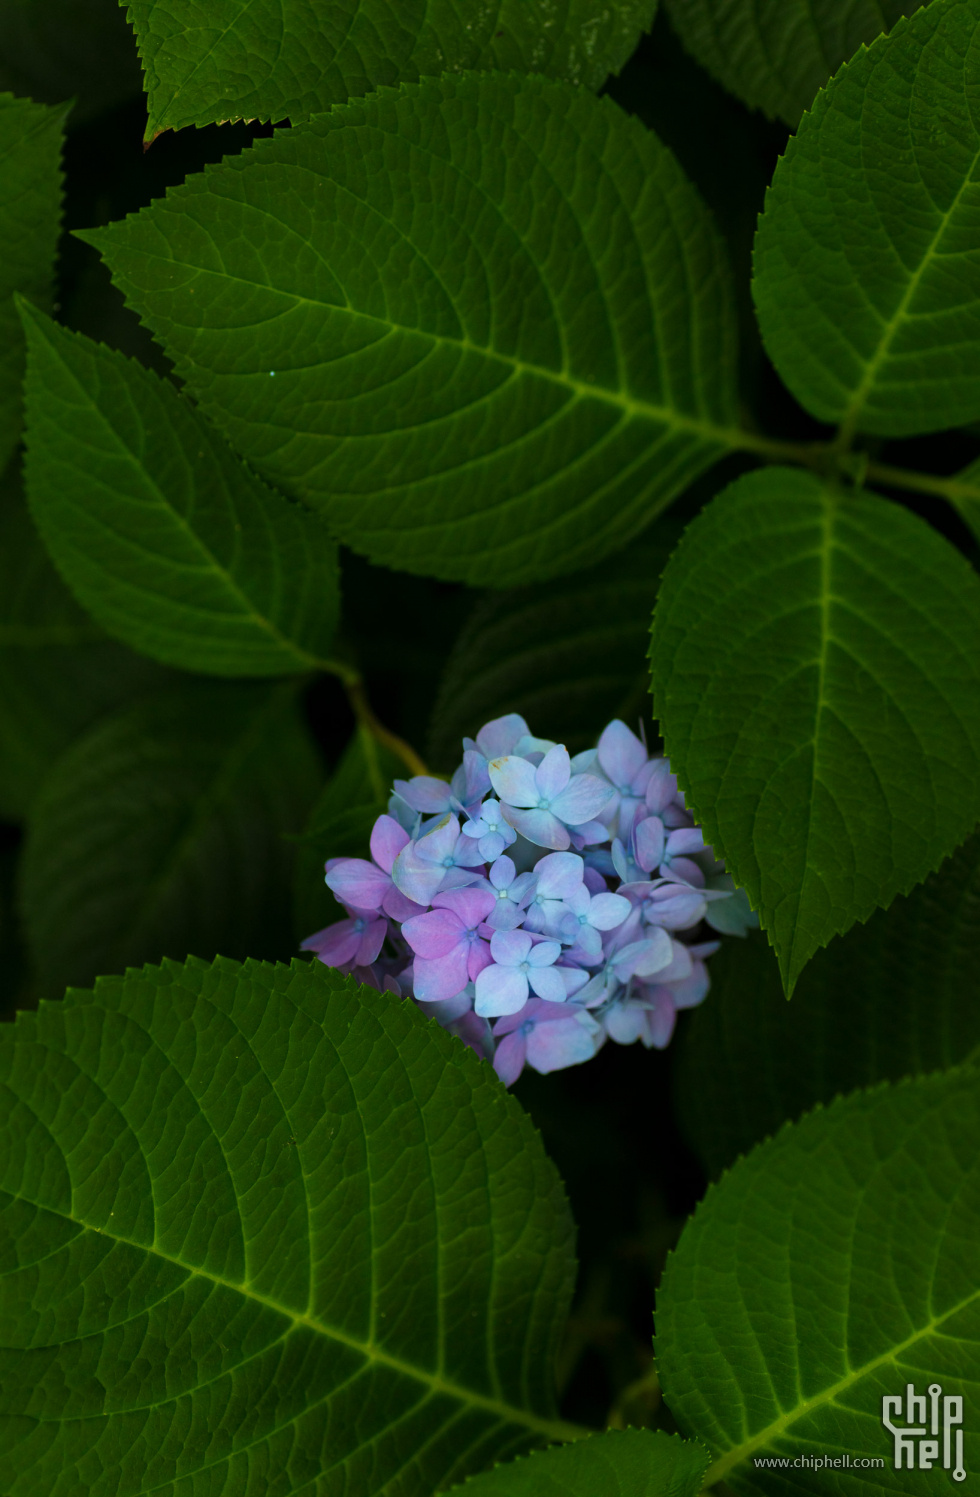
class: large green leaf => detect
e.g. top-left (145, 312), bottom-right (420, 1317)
top-left (82, 73), bottom-right (740, 586)
top-left (0, 955), bottom-right (580, 1494)
top-left (129, 0), bottom-right (658, 140)
top-left (0, 93), bottom-right (65, 474)
top-left (446, 1429), bottom-right (708, 1495)
top-left (664, 0), bottom-right (922, 125)
top-left (293, 725), bottom-right (403, 943)
top-left (19, 303), bottom-right (340, 678)
top-left (657, 1068), bottom-right (980, 1491)
top-left (650, 467), bottom-right (980, 993)
top-left (18, 679), bottom-right (322, 998)
top-left (753, 0), bottom-right (980, 438)
top-left (0, 0), bottom-right (141, 123)
top-left (674, 832), bottom-right (980, 1178)
top-left (0, 458), bottom-right (166, 821)
top-left (427, 531), bottom-right (677, 770)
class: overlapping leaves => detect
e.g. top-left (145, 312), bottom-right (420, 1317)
top-left (650, 467), bottom-right (980, 992)
top-left (675, 832), bottom-right (980, 1177)
top-left (19, 679), bottom-right (321, 997)
top-left (128, 0), bottom-right (659, 139)
top-left (0, 458), bottom-right (165, 820)
top-left (657, 1068), bottom-right (980, 1490)
top-left (19, 304), bottom-right (340, 678)
top-left (427, 529), bottom-right (678, 767)
top-left (0, 955), bottom-right (578, 1494)
top-left (664, 0), bottom-right (922, 124)
top-left (753, 0), bottom-right (980, 437)
top-left (83, 72), bottom-right (739, 585)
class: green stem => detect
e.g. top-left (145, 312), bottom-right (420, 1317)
top-left (344, 677), bottom-right (429, 778)
top-left (863, 458), bottom-right (980, 508)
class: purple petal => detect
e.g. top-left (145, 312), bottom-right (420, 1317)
top-left (534, 744), bottom-right (571, 800)
top-left (475, 964), bottom-right (530, 1017)
top-left (489, 854), bottom-right (516, 891)
top-left (488, 755), bottom-right (539, 807)
top-left (417, 813), bottom-right (462, 864)
top-left (412, 946), bottom-right (470, 1003)
top-left (382, 886), bottom-right (426, 922)
top-left (370, 814), bottom-right (410, 874)
top-left (527, 965), bottom-right (566, 1002)
top-left (643, 888), bottom-right (706, 930)
top-left (664, 857), bottom-right (705, 888)
top-left (452, 832), bottom-right (487, 868)
top-left (502, 806), bottom-right (570, 849)
top-left (645, 760), bottom-right (681, 815)
top-left (603, 1002), bottom-right (648, 1046)
top-left (527, 938), bottom-right (561, 968)
top-left (355, 917), bottom-right (388, 966)
top-left (401, 908), bottom-right (463, 959)
top-left (588, 892), bottom-right (631, 931)
top-left (486, 900), bottom-right (527, 931)
top-left (559, 965), bottom-right (590, 996)
top-left (597, 719), bottom-right (648, 788)
top-left (391, 843), bottom-right (447, 906)
top-left (477, 713), bottom-right (530, 759)
top-left (395, 775), bottom-right (453, 814)
top-left (324, 858), bottom-right (389, 912)
top-left (652, 940), bottom-right (694, 985)
top-left (489, 927), bottom-right (532, 965)
top-left (666, 960), bottom-right (711, 1010)
top-left (467, 937), bottom-right (493, 981)
top-left (666, 827), bottom-right (705, 858)
top-left (454, 749), bottom-right (492, 804)
top-left (432, 886), bottom-right (496, 927)
top-left (493, 1030), bottom-right (528, 1086)
top-left (302, 917), bottom-right (362, 967)
top-left (634, 816), bottom-right (665, 874)
top-left (525, 1014), bottom-right (598, 1073)
top-left (533, 851), bottom-right (584, 900)
top-left (478, 830), bottom-right (506, 861)
top-left (551, 773), bottom-right (615, 826)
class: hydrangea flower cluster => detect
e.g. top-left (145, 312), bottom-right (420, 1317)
top-left (302, 716), bottom-right (757, 1085)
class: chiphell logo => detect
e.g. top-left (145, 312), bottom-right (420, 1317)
top-left (881, 1383), bottom-right (965, 1481)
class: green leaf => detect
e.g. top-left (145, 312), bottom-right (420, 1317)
top-left (0, 0), bottom-right (141, 124)
top-left (129, 0), bottom-right (659, 139)
top-left (951, 454), bottom-right (980, 547)
top-left (445, 1429), bottom-right (708, 1496)
top-left (0, 93), bottom-right (65, 475)
top-left (753, 0), bottom-right (980, 438)
top-left (18, 678), bottom-right (322, 998)
top-left (650, 466), bottom-right (980, 993)
top-left (81, 72), bottom-right (740, 586)
top-left (293, 724), bottom-right (403, 943)
top-left (663, 0), bottom-right (922, 126)
top-left (656, 1068), bottom-right (980, 1490)
top-left (0, 458), bottom-right (167, 821)
top-left (0, 954), bottom-right (579, 1493)
top-left (427, 530), bottom-right (679, 769)
top-left (18, 303), bottom-right (341, 678)
top-left (674, 832), bottom-right (980, 1178)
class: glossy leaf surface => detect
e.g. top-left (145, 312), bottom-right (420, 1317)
top-left (657, 1069), bottom-right (980, 1491)
top-left (20, 305), bottom-right (340, 678)
top-left (84, 73), bottom-right (739, 585)
top-left (650, 467), bottom-right (980, 992)
top-left (675, 833), bottom-right (980, 1176)
top-left (427, 532), bottom-right (677, 767)
top-left (129, 0), bottom-right (659, 139)
top-left (753, 0), bottom-right (980, 437)
top-left (0, 955), bottom-right (578, 1494)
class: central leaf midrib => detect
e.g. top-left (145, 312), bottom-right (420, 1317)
top-left (101, 240), bottom-right (741, 451)
top-left (21, 1194), bottom-right (584, 1445)
top-left (700, 1279), bottom-right (980, 1488)
top-left (50, 340), bottom-right (321, 671)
